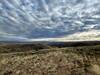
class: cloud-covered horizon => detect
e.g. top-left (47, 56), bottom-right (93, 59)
top-left (0, 0), bottom-right (100, 41)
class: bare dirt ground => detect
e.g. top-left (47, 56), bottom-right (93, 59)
top-left (0, 44), bottom-right (100, 75)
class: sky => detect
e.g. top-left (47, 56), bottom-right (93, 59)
top-left (0, 0), bottom-right (100, 41)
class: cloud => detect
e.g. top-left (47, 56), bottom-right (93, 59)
top-left (0, 0), bottom-right (100, 41)
top-left (49, 30), bottom-right (100, 41)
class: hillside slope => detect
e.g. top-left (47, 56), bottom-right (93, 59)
top-left (0, 45), bottom-right (100, 75)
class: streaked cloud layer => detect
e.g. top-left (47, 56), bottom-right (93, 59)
top-left (0, 0), bottom-right (100, 41)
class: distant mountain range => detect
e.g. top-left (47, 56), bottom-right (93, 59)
top-left (0, 40), bottom-right (100, 48)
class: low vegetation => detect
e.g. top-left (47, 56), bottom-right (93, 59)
top-left (0, 44), bottom-right (100, 75)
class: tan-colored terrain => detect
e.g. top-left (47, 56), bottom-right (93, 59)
top-left (0, 44), bottom-right (100, 75)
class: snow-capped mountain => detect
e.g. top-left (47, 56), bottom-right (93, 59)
top-left (0, 0), bottom-right (100, 41)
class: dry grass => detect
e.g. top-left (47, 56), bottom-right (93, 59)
top-left (0, 45), bottom-right (100, 75)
